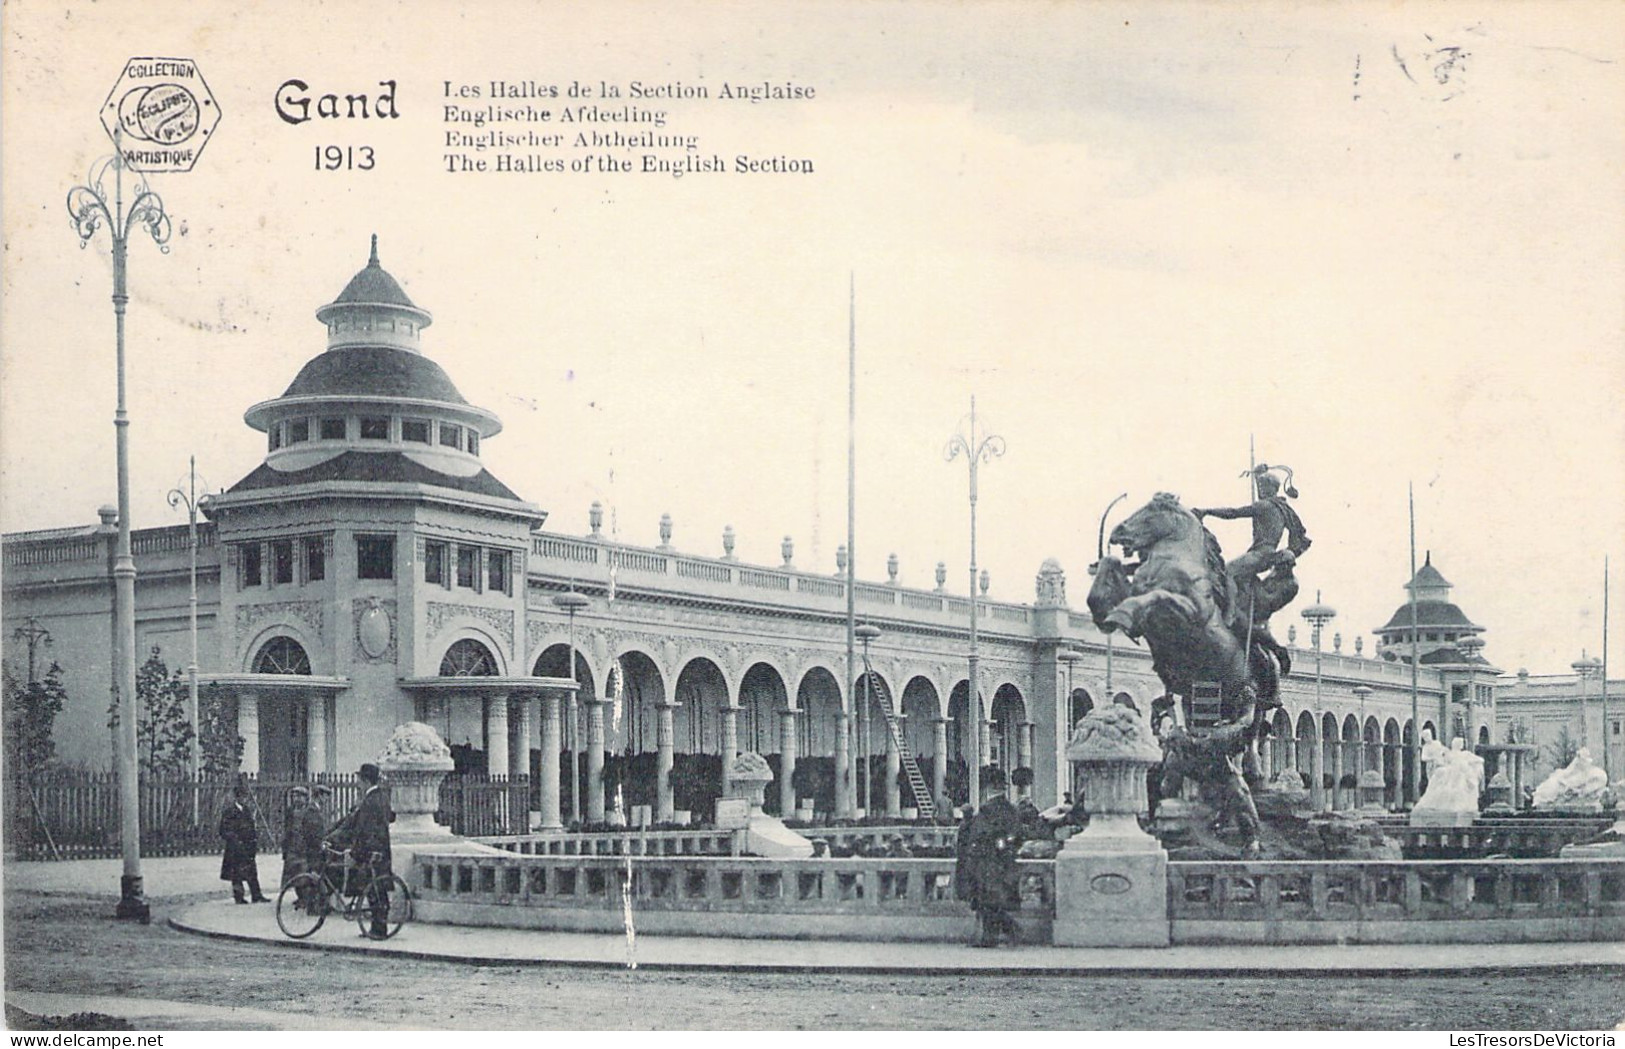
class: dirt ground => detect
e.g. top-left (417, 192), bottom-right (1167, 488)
top-left (5, 891), bottom-right (1622, 1030)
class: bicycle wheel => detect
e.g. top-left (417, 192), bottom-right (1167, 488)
top-left (275, 873), bottom-right (329, 939)
top-left (356, 873), bottom-right (412, 940)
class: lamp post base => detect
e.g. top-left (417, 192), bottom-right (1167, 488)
top-left (115, 876), bottom-right (150, 923)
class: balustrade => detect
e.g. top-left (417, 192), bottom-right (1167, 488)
top-left (414, 851), bottom-right (1053, 934)
top-left (1169, 858), bottom-right (1625, 944)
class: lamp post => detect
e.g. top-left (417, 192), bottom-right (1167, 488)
top-left (68, 132), bottom-right (172, 922)
top-left (1301, 592), bottom-right (1336, 808)
top-left (1057, 648), bottom-right (1083, 731)
top-left (944, 396), bottom-right (1005, 811)
top-left (166, 457), bottom-right (208, 781)
top-left (1572, 653), bottom-right (1602, 751)
top-left (856, 623), bottom-right (881, 816)
top-left (554, 591), bottom-right (590, 825)
top-left (11, 618), bottom-right (53, 684)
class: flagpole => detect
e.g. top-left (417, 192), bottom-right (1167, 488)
top-left (844, 274), bottom-right (857, 819)
top-left (1408, 483), bottom-right (1421, 806)
top-left (1601, 556), bottom-right (1611, 782)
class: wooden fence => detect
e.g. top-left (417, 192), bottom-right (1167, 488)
top-left (7, 770), bottom-right (532, 861)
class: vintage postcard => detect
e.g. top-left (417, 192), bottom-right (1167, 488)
top-left (2, 0), bottom-right (1622, 1034)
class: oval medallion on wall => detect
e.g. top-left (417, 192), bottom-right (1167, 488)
top-left (1090, 873), bottom-right (1132, 896)
top-left (359, 603), bottom-right (393, 660)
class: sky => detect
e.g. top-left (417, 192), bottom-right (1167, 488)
top-left (2, 0), bottom-right (1622, 677)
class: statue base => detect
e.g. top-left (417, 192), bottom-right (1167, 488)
top-left (744, 813), bottom-right (813, 859)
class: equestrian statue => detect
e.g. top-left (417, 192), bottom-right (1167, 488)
top-left (1085, 464), bottom-right (1311, 852)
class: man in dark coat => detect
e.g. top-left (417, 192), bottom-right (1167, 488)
top-left (219, 783), bottom-right (268, 904)
top-left (327, 762), bottom-right (394, 938)
top-left (954, 767), bottom-right (1026, 947)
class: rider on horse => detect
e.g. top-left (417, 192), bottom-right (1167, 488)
top-left (1193, 464), bottom-right (1310, 628)
top-left (1193, 464), bottom-right (1310, 579)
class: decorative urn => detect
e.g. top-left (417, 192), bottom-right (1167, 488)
top-left (1065, 706), bottom-right (1163, 845)
top-left (725, 752), bottom-right (775, 813)
top-left (377, 721), bottom-right (456, 836)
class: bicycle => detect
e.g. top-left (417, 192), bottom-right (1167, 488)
top-left (275, 844), bottom-right (412, 940)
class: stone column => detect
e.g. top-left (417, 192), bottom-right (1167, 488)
top-left (539, 689), bottom-right (562, 829)
top-left (1282, 729), bottom-right (1297, 775)
top-left (655, 701), bottom-right (678, 822)
top-left (980, 719), bottom-right (993, 772)
top-left (238, 690), bottom-right (260, 775)
top-left (1017, 721), bottom-right (1035, 794)
top-left (931, 717), bottom-right (949, 811)
top-left (1309, 730), bottom-right (1326, 810)
top-left (884, 714), bottom-right (901, 817)
top-left (510, 693), bottom-right (533, 780)
top-left (485, 693), bottom-right (510, 778)
top-left (1331, 735), bottom-right (1346, 810)
top-left (585, 697), bottom-right (606, 823)
top-left (566, 691), bottom-right (581, 824)
top-left (778, 708), bottom-right (798, 817)
top-left (306, 693), bottom-right (328, 777)
top-left (834, 710), bottom-right (852, 818)
top-left (721, 703), bottom-right (740, 799)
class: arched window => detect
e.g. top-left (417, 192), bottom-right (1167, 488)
top-left (440, 638), bottom-right (498, 677)
top-left (254, 636), bottom-right (311, 675)
top-left (1070, 689), bottom-right (1094, 730)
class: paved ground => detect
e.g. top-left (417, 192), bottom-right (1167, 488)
top-left (171, 896), bottom-right (1625, 974)
top-left (6, 855), bottom-right (1624, 1030)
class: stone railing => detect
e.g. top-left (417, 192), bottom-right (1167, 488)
top-left (412, 851), bottom-right (1054, 942)
top-left (801, 825), bottom-right (959, 854)
top-left (3, 535), bottom-right (104, 568)
top-left (527, 529), bottom-right (1039, 638)
top-left (4, 522), bottom-right (217, 570)
top-left (473, 829), bottom-right (741, 857)
top-left (1376, 817), bottom-right (1615, 859)
top-left (1168, 858), bottom-right (1625, 944)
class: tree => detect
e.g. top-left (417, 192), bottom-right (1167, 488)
top-left (197, 682), bottom-right (243, 779)
top-left (3, 660), bottom-right (67, 773)
top-left (134, 647), bottom-right (195, 776)
top-left (1545, 723), bottom-right (1580, 773)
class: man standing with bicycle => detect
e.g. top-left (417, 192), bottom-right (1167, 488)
top-left (326, 762), bottom-right (395, 938)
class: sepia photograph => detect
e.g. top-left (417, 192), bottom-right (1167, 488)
top-left (2, 0), bottom-right (1622, 1034)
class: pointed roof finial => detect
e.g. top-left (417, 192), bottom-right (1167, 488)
top-left (369, 234), bottom-right (379, 267)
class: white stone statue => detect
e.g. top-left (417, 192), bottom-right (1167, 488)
top-left (1410, 737), bottom-right (1483, 825)
top-left (1532, 747), bottom-right (1610, 811)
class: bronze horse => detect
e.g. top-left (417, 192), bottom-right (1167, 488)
top-left (1086, 492), bottom-right (1293, 849)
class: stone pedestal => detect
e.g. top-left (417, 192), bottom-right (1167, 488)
top-left (1357, 769), bottom-right (1388, 814)
top-left (1052, 707), bottom-right (1169, 948)
top-left (377, 721), bottom-right (503, 878)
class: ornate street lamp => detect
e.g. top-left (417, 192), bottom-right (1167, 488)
top-left (1301, 592), bottom-right (1337, 807)
top-left (166, 457), bottom-right (209, 781)
top-left (68, 132), bottom-right (173, 922)
top-left (944, 396), bottom-right (1004, 810)
top-left (554, 590), bottom-right (590, 823)
top-left (855, 623), bottom-right (881, 815)
top-left (1572, 653), bottom-right (1603, 750)
top-left (11, 618), bottom-right (53, 684)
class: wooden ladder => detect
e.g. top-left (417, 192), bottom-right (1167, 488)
top-left (869, 671), bottom-right (936, 820)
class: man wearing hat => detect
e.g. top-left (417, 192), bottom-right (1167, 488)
top-left (280, 785), bottom-right (323, 891)
top-left (327, 762), bottom-right (395, 937)
top-left (953, 766), bottom-right (1026, 947)
top-left (1193, 463), bottom-right (1312, 586)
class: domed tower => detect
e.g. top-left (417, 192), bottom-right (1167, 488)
top-left (241, 235), bottom-right (502, 480)
top-left (1373, 553), bottom-right (1500, 745)
top-left (1373, 553), bottom-right (1485, 662)
top-left (205, 238), bottom-right (544, 779)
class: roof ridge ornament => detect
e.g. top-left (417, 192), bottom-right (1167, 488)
top-left (369, 233), bottom-right (379, 267)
